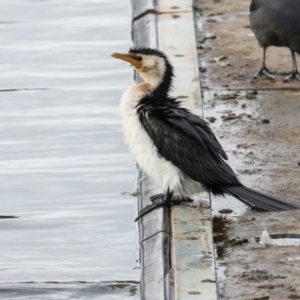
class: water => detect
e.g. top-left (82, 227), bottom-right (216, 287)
top-left (0, 0), bottom-right (139, 298)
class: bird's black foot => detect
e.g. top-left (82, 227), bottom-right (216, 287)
top-left (135, 201), bottom-right (170, 222)
top-left (283, 71), bottom-right (300, 82)
top-left (253, 67), bottom-right (275, 80)
top-left (135, 193), bottom-right (193, 222)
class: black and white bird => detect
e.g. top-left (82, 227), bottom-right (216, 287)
top-left (250, 0), bottom-right (300, 81)
top-left (111, 47), bottom-right (298, 220)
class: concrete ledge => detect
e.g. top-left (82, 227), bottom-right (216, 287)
top-left (172, 207), bottom-right (217, 300)
top-left (131, 0), bottom-right (217, 299)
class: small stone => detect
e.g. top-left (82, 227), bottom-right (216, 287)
top-left (245, 91), bottom-right (258, 100)
top-left (231, 238), bottom-right (248, 246)
top-left (239, 113), bottom-right (251, 118)
top-left (210, 56), bottom-right (227, 63)
top-left (206, 116), bottom-right (216, 123)
top-left (258, 284), bottom-right (284, 290)
top-left (205, 32), bottom-right (217, 39)
top-left (242, 103), bottom-right (247, 108)
top-left (207, 12), bottom-right (224, 17)
top-left (215, 93), bottom-right (239, 100)
top-left (251, 297), bottom-right (269, 300)
top-left (218, 209), bottom-right (233, 214)
top-left (199, 67), bottom-right (207, 73)
top-left (217, 55), bottom-right (228, 61)
top-left (201, 279), bottom-right (216, 283)
top-left (261, 119), bottom-right (270, 124)
top-left (219, 62), bottom-right (231, 67)
top-left (189, 291), bottom-right (201, 295)
top-left (222, 113), bottom-right (242, 121)
top-left (237, 143), bottom-right (248, 149)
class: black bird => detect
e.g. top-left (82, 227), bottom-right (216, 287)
top-left (111, 47), bottom-right (298, 220)
top-left (250, 0), bottom-right (300, 81)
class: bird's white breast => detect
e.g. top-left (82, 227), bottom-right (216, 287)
top-left (119, 85), bottom-right (204, 198)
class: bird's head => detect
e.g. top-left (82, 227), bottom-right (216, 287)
top-left (111, 47), bottom-right (174, 94)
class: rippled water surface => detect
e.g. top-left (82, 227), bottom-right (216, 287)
top-left (0, 0), bottom-right (139, 298)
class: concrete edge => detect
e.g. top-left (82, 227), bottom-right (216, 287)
top-left (131, 1), bottom-right (218, 299)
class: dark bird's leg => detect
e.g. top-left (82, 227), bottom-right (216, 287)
top-left (284, 50), bottom-right (300, 82)
top-left (135, 189), bottom-right (193, 222)
top-left (253, 47), bottom-right (275, 79)
top-left (149, 193), bottom-right (193, 204)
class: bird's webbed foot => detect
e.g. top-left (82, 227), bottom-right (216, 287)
top-left (283, 71), bottom-right (300, 82)
top-left (253, 67), bottom-right (275, 80)
top-left (135, 192), bottom-right (193, 222)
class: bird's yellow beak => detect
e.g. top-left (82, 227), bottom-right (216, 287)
top-left (111, 53), bottom-right (142, 68)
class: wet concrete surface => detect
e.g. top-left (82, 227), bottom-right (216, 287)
top-left (195, 0), bottom-right (300, 299)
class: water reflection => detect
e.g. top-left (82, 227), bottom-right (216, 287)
top-left (0, 281), bottom-right (139, 300)
top-left (213, 215), bottom-right (230, 258)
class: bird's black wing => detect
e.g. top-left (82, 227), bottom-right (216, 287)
top-left (168, 109), bottom-right (228, 160)
top-left (138, 106), bottom-right (239, 191)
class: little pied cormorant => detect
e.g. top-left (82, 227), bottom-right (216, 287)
top-left (111, 47), bottom-right (298, 220)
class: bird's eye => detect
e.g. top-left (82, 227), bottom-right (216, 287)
top-left (136, 56), bottom-right (143, 61)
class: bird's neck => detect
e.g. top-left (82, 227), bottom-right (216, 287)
top-left (139, 72), bottom-right (172, 99)
top-left (121, 65), bottom-right (174, 110)
top-left (153, 74), bottom-right (172, 98)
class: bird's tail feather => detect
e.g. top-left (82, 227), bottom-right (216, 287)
top-left (223, 186), bottom-right (298, 211)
